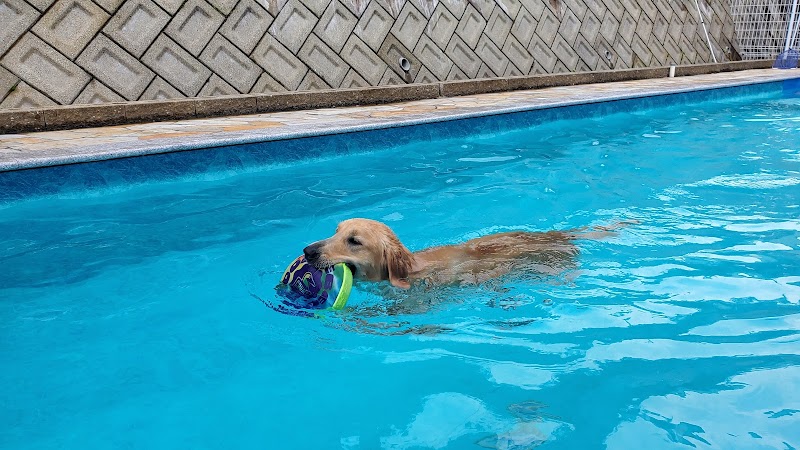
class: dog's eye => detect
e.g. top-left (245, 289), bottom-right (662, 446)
top-left (347, 236), bottom-right (362, 246)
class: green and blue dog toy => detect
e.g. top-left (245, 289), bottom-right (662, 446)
top-left (277, 255), bottom-right (352, 310)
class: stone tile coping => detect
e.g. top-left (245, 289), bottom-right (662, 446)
top-left (0, 60), bottom-right (773, 134)
top-left (1, 64), bottom-right (798, 173)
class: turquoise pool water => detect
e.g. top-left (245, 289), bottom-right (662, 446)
top-left (1, 82), bottom-right (800, 449)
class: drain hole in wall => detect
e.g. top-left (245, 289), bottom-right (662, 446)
top-left (399, 57), bottom-right (411, 72)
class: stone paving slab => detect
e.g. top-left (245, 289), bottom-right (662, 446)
top-left (1, 68), bottom-right (797, 172)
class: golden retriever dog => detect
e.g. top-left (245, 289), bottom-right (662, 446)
top-left (303, 218), bottom-right (621, 289)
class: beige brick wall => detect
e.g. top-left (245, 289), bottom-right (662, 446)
top-left (0, 0), bottom-right (741, 109)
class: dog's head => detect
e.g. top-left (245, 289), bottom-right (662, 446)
top-left (303, 218), bottom-right (414, 289)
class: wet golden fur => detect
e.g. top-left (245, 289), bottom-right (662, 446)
top-left (303, 218), bottom-right (617, 289)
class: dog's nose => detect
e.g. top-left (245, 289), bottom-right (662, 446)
top-left (303, 242), bottom-right (321, 263)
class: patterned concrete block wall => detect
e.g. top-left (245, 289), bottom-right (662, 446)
top-left (0, 0), bottom-right (741, 109)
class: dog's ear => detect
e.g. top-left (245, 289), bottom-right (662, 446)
top-left (385, 243), bottom-right (412, 289)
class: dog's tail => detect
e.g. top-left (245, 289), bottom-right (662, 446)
top-left (568, 219), bottom-right (638, 240)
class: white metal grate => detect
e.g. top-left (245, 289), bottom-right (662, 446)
top-left (730, 0), bottom-right (800, 59)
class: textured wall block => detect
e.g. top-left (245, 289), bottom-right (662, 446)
top-left (536, 8), bottom-right (559, 46)
top-left (648, 33), bottom-right (668, 64)
top-left (455, 4), bottom-right (487, 49)
top-left (476, 62), bottom-right (496, 78)
top-left (342, 0), bottom-right (368, 16)
top-left (32, 0), bottom-right (109, 59)
top-left (0, 0), bottom-right (38, 56)
top-left (666, 16), bottom-right (682, 42)
top-left (208, 0), bottom-right (237, 15)
top-left (580, 10), bottom-right (601, 43)
top-left (638, 0), bottom-right (657, 20)
top-left (74, 79), bottom-right (125, 103)
top-left (104, 0), bottom-right (169, 57)
top-left (574, 34), bottom-right (599, 69)
top-left (303, 0), bottom-right (331, 16)
top-left (153, 0), bottom-right (181, 13)
top-left (613, 35), bottom-right (634, 66)
top-left (378, 33), bottom-right (420, 81)
top-left (446, 64), bottom-right (466, 80)
top-left (498, 0), bottom-right (522, 17)
top-left (504, 62), bottom-right (522, 76)
top-left (340, 35), bottom-right (387, 84)
top-left (630, 33), bottom-right (652, 65)
top-left (475, 34), bottom-right (508, 75)
top-left (558, 8), bottom-right (581, 45)
top-left (553, 60), bottom-right (569, 73)
top-left (354, 1), bottom-right (393, 52)
top-left (2, 34), bottom-right (90, 104)
top-left (563, 0), bottom-right (587, 17)
top-left (414, 65), bottom-right (436, 83)
top-left (250, 72), bottom-right (286, 94)
top-left (442, 0), bottom-right (466, 18)
top-left (140, 76), bottom-right (184, 99)
top-left (0, 81), bottom-right (56, 109)
top-left (77, 34), bottom-right (155, 100)
top-left (502, 33), bottom-right (533, 73)
top-left (219, 0), bottom-right (272, 54)
top-left (528, 34), bottom-right (558, 73)
top-left (485, 6), bottom-right (512, 47)
top-left (251, 71), bottom-right (287, 92)
top-left (663, 34), bottom-right (682, 63)
top-left (600, 10), bottom-right (620, 43)
top-left (26, 0), bottom-right (55, 11)
top-left (271, 0), bottom-right (317, 53)
top-left (619, 11), bottom-right (636, 44)
top-left (520, 0), bottom-right (546, 17)
top-left (379, 67), bottom-right (404, 84)
top-left (682, 14), bottom-right (697, 40)
top-left (427, 3), bottom-right (457, 49)
top-left (298, 70), bottom-right (330, 90)
top-left (635, 11), bottom-right (653, 38)
top-left (671, 0), bottom-right (688, 22)
top-left (601, 0), bottom-right (624, 19)
top-left (92, 0), bottom-right (122, 13)
top-left (652, 12), bottom-right (668, 43)
top-left (654, 0), bottom-right (671, 20)
top-left (414, 34), bottom-right (453, 80)
top-left (552, 34), bottom-right (579, 70)
top-left (165, 0), bottom-right (224, 55)
top-left (142, 35), bottom-right (211, 96)
top-left (470, 0), bottom-right (494, 17)
top-left (251, 34), bottom-right (308, 90)
top-left (314, 1), bottom-right (358, 53)
top-left (199, 34), bottom-right (261, 93)
top-left (391, 2), bottom-right (426, 50)
top-left (0, 66), bottom-right (19, 103)
top-left (445, 34), bottom-right (481, 77)
top-left (340, 68), bottom-right (368, 88)
top-left (511, 6), bottom-right (537, 47)
top-left (199, 74), bottom-right (237, 96)
top-left (297, 34), bottom-right (349, 87)
top-left (584, 0), bottom-right (607, 19)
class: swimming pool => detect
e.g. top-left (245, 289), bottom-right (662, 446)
top-left (1, 79), bottom-right (799, 449)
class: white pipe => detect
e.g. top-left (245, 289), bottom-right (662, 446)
top-left (693, 0), bottom-right (718, 63)
top-left (785, 0), bottom-right (799, 54)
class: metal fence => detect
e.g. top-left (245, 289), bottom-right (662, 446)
top-left (730, 0), bottom-right (800, 59)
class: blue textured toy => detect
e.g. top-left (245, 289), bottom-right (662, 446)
top-left (277, 255), bottom-right (352, 310)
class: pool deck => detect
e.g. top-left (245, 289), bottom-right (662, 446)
top-left (1, 68), bottom-right (799, 172)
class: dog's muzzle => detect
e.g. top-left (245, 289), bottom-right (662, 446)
top-left (303, 242), bottom-right (324, 267)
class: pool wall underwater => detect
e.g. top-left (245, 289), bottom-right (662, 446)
top-left (3, 76), bottom-right (800, 203)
